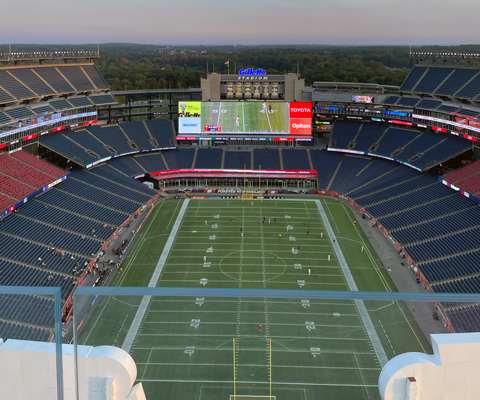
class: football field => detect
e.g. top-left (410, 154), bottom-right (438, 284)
top-left (79, 198), bottom-right (431, 400)
top-left (201, 102), bottom-right (289, 134)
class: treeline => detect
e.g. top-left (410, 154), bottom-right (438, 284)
top-left (3, 43), bottom-right (480, 90)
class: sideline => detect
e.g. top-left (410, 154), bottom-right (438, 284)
top-left (315, 199), bottom-right (389, 368)
top-left (122, 199), bottom-right (190, 353)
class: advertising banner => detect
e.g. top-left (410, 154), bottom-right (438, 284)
top-left (289, 102), bottom-right (312, 135)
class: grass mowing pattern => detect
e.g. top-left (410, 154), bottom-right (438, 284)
top-left (79, 198), bottom-right (431, 400)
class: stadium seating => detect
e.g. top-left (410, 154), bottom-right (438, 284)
top-left (40, 134), bottom-right (99, 165)
top-left (435, 69), bottom-right (479, 96)
top-left (67, 130), bottom-right (114, 159)
top-left (415, 68), bottom-right (454, 94)
top-left (310, 149), bottom-right (342, 189)
top-left (330, 120), bottom-right (360, 149)
top-left (122, 121), bottom-right (153, 149)
top-left (89, 94), bottom-right (117, 105)
top-left (162, 148), bottom-right (195, 170)
top-left (223, 151), bottom-right (251, 170)
top-left (194, 148), bottom-right (223, 169)
top-left (0, 154), bottom-right (59, 189)
top-left (253, 149), bottom-right (280, 170)
top-left (282, 149), bottom-right (311, 171)
top-left (443, 160), bottom-right (480, 197)
top-left (88, 125), bottom-right (132, 154)
top-left (0, 70), bottom-right (36, 100)
top-left (135, 154), bottom-right (167, 172)
top-left (400, 66), bottom-right (429, 92)
top-left (103, 156), bottom-right (145, 177)
top-left (144, 119), bottom-right (175, 148)
top-left (11, 151), bottom-right (66, 178)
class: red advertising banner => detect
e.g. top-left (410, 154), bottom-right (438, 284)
top-left (289, 102), bottom-right (313, 119)
top-left (289, 102), bottom-right (312, 135)
top-left (290, 118), bottom-right (312, 135)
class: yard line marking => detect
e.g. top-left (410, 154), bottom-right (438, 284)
top-left (136, 333), bottom-right (371, 340)
top-left (137, 379), bottom-right (377, 387)
top-left (316, 199), bottom-right (388, 368)
top-left (140, 322), bottom-right (364, 328)
top-left (135, 362), bottom-right (381, 370)
top-left (122, 199), bottom-right (190, 353)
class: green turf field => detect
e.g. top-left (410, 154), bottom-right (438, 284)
top-left (79, 198), bottom-right (431, 400)
top-left (201, 102), bottom-right (289, 134)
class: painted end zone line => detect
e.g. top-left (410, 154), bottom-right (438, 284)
top-left (122, 199), bottom-right (190, 353)
top-left (315, 199), bottom-right (389, 368)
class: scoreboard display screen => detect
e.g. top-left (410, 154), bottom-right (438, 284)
top-left (178, 101), bottom-right (312, 136)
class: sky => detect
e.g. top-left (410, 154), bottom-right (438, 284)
top-left (1, 0), bottom-right (479, 45)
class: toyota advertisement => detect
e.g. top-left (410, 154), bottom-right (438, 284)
top-left (178, 101), bottom-right (312, 136)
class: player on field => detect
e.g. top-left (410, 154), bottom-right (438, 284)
top-left (268, 104), bottom-right (272, 114)
top-left (259, 323), bottom-right (262, 332)
top-left (236, 115), bottom-right (240, 127)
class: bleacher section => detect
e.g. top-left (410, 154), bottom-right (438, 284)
top-left (330, 120), bottom-right (359, 148)
top-left (282, 149), bottom-right (311, 171)
top-left (223, 151), bottom-right (251, 170)
top-left (443, 160), bottom-right (480, 196)
top-left (310, 149), bottom-right (342, 189)
top-left (41, 120), bottom-right (176, 166)
top-left (194, 148), bottom-right (223, 169)
top-left (330, 121), bottom-right (471, 170)
top-left (400, 66), bottom-right (480, 101)
top-left (122, 121), bottom-right (154, 149)
top-left (0, 160), bottom-right (158, 341)
top-left (40, 134), bottom-right (98, 165)
top-left (108, 156), bottom-right (146, 177)
top-left (144, 119), bottom-right (175, 148)
top-left (0, 64), bottom-right (109, 105)
top-left (134, 154), bottom-right (167, 173)
top-left (162, 148), bottom-right (195, 170)
top-left (253, 149), bottom-right (280, 169)
top-left (11, 151), bottom-right (65, 178)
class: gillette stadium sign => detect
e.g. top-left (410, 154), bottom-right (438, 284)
top-left (238, 68), bottom-right (266, 76)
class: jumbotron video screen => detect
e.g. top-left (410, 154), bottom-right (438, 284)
top-left (178, 101), bottom-right (312, 136)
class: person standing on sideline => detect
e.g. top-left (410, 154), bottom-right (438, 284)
top-left (321, 232), bottom-right (323, 238)
top-left (361, 245), bottom-right (364, 252)
top-left (259, 323), bottom-right (262, 332)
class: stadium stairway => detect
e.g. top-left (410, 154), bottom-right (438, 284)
top-left (63, 134), bottom-right (100, 158)
top-left (387, 202), bottom-right (474, 232)
top-left (131, 156), bottom-right (150, 173)
top-left (220, 150), bottom-right (226, 169)
top-left (416, 246), bottom-right (480, 265)
top-left (307, 150), bottom-right (314, 170)
top-left (70, 176), bottom-right (142, 204)
top-left (54, 187), bottom-right (131, 216)
top-left (345, 165), bottom-right (401, 196)
top-left (0, 254), bottom-right (72, 279)
top-left (376, 193), bottom-right (458, 220)
top-left (142, 120), bottom-right (159, 148)
top-left (355, 175), bottom-right (437, 205)
top-left (191, 149), bottom-right (198, 169)
top-left (326, 154), bottom-right (344, 191)
top-left (403, 223), bottom-right (480, 247)
top-left (117, 124), bottom-right (137, 149)
top-left (35, 198), bottom-right (108, 226)
top-left (14, 213), bottom-right (102, 244)
top-left (407, 137), bottom-right (448, 163)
